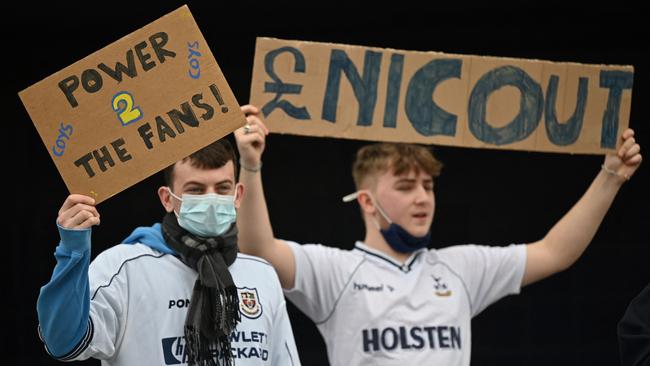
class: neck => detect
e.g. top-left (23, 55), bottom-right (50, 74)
top-left (363, 225), bottom-right (411, 264)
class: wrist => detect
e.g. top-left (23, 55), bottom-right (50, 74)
top-left (240, 158), bottom-right (262, 173)
top-left (600, 164), bottom-right (629, 183)
top-left (56, 223), bottom-right (92, 252)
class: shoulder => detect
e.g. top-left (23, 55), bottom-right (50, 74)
top-left (233, 253), bottom-right (274, 270)
top-left (286, 240), bottom-right (360, 259)
top-left (426, 244), bottom-right (490, 267)
top-left (429, 243), bottom-right (525, 271)
top-left (287, 240), bottom-right (364, 272)
top-left (434, 244), bottom-right (482, 259)
top-left (435, 243), bottom-right (522, 259)
top-left (97, 243), bottom-right (164, 258)
top-left (91, 243), bottom-right (169, 270)
top-left (230, 253), bottom-right (278, 280)
top-left (88, 244), bottom-right (177, 296)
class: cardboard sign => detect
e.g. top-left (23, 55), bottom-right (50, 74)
top-left (250, 37), bottom-right (634, 154)
top-left (19, 5), bottom-right (246, 203)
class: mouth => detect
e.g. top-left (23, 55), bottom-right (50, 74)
top-left (412, 212), bottom-right (428, 220)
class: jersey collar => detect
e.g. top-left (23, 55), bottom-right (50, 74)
top-left (354, 241), bottom-right (426, 273)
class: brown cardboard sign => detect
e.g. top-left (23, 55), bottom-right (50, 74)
top-left (19, 5), bottom-right (246, 203)
top-left (251, 37), bottom-right (634, 154)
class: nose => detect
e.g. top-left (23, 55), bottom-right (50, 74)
top-left (414, 185), bottom-right (431, 205)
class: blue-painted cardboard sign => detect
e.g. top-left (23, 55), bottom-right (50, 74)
top-left (250, 37), bottom-right (633, 154)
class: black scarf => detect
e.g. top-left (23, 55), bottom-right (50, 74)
top-left (161, 213), bottom-right (241, 366)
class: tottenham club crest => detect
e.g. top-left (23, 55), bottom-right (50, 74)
top-left (432, 275), bottom-right (452, 297)
top-left (238, 287), bottom-right (263, 319)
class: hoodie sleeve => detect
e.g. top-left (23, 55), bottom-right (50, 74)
top-left (36, 224), bottom-right (93, 360)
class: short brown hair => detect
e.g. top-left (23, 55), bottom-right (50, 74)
top-left (352, 143), bottom-right (442, 189)
top-left (163, 139), bottom-right (238, 188)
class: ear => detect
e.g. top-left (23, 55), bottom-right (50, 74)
top-left (233, 182), bottom-right (245, 209)
top-left (158, 186), bottom-right (174, 213)
top-left (356, 191), bottom-right (377, 215)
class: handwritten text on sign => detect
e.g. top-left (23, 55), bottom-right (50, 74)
top-left (19, 6), bottom-right (245, 203)
top-left (250, 37), bottom-right (633, 154)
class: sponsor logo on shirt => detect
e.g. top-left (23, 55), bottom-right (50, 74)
top-left (362, 325), bottom-right (462, 353)
top-left (162, 331), bottom-right (270, 365)
top-left (168, 298), bottom-right (190, 309)
top-left (238, 287), bottom-right (262, 319)
top-left (432, 275), bottom-right (452, 297)
top-left (162, 336), bottom-right (188, 365)
top-left (353, 282), bottom-right (395, 292)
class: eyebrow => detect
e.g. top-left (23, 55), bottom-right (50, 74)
top-left (395, 178), bottom-right (433, 183)
top-left (395, 178), bottom-right (417, 184)
top-left (182, 179), bottom-right (234, 189)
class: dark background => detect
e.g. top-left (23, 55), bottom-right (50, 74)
top-left (6, 3), bottom-right (649, 365)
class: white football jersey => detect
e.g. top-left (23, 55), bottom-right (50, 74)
top-left (284, 241), bottom-right (526, 366)
top-left (65, 244), bottom-right (299, 366)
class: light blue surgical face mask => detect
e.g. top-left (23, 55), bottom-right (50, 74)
top-left (167, 187), bottom-right (237, 237)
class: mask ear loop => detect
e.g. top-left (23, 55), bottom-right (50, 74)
top-left (166, 187), bottom-right (183, 217)
top-left (166, 187), bottom-right (183, 202)
top-left (342, 190), bottom-right (393, 229)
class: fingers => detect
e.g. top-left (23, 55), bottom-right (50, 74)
top-left (76, 215), bottom-right (101, 229)
top-left (617, 128), bottom-right (643, 167)
top-left (621, 128), bottom-right (635, 140)
top-left (241, 104), bottom-right (260, 116)
top-left (235, 115), bottom-right (268, 143)
top-left (57, 194), bottom-right (100, 229)
top-left (239, 128), bottom-right (266, 152)
top-left (618, 136), bottom-right (636, 158)
top-left (241, 122), bottom-right (268, 140)
top-left (59, 194), bottom-right (96, 216)
top-left (624, 143), bottom-right (641, 160)
top-left (61, 209), bottom-right (100, 229)
top-left (235, 106), bottom-right (269, 140)
top-left (58, 207), bottom-right (101, 229)
top-left (236, 104), bottom-right (268, 163)
top-left (58, 204), bottom-right (100, 227)
top-left (245, 114), bottom-right (269, 135)
top-left (627, 153), bottom-right (642, 166)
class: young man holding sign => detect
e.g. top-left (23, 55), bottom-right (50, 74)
top-left (37, 138), bottom-right (300, 366)
top-left (235, 104), bottom-right (642, 365)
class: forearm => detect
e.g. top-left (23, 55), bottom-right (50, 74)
top-left (542, 169), bottom-right (625, 270)
top-left (37, 226), bottom-right (92, 357)
top-left (238, 168), bottom-right (276, 256)
top-left (235, 108), bottom-right (297, 288)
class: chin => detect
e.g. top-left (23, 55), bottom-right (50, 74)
top-left (407, 227), bottom-right (430, 237)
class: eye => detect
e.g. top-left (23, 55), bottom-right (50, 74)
top-left (185, 187), bottom-right (203, 194)
top-left (396, 184), bottom-right (414, 191)
top-left (216, 184), bottom-right (233, 194)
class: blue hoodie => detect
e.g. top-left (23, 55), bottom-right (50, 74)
top-left (37, 223), bottom-right (175, 358)
top-left (122, 223), bottom-right (175, 255)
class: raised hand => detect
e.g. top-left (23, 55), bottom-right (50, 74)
top-left (234, 105), bottom-right (269, 170)
top-left (602, 128), bottom-right (642, 181)
top-left (57, 194), bottom-right (100, 229)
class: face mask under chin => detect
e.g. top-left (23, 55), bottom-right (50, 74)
top-left (379, 221), bottom-right (431, 253)
top-left (347, 190), bottom-right (431, 253)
